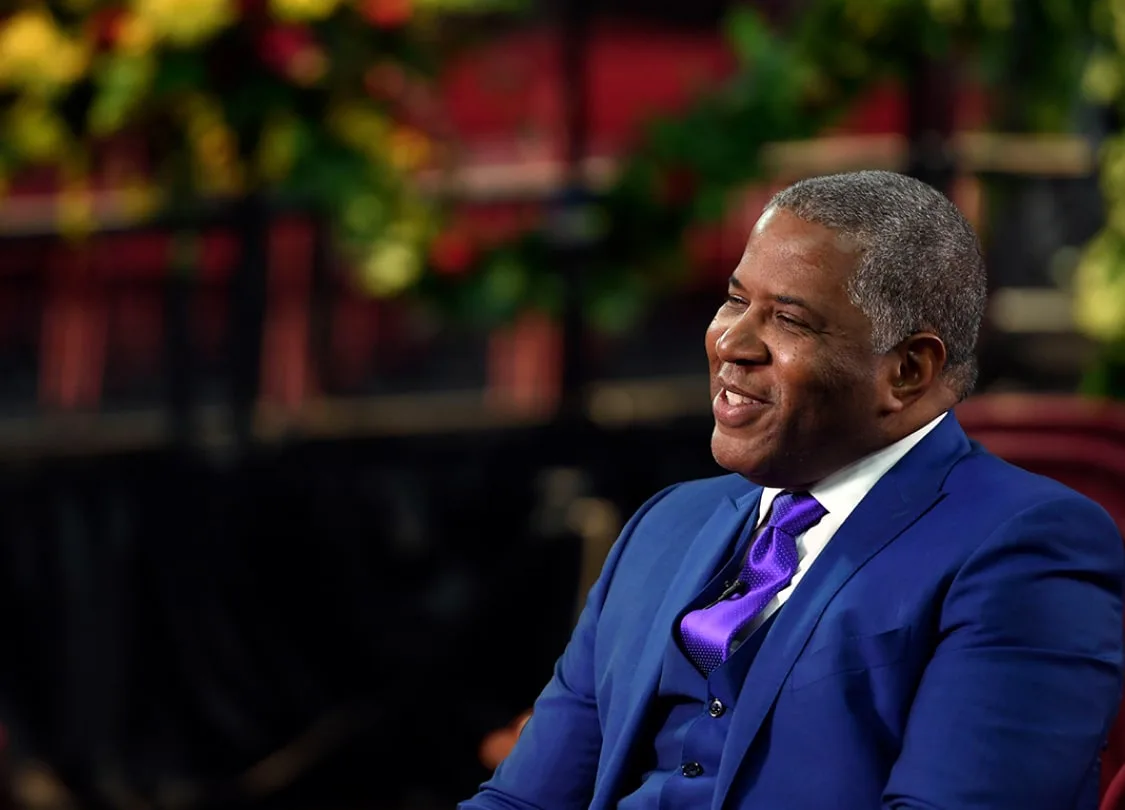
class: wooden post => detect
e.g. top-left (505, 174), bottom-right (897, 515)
top-left (39, 245), bottom-right (106, 410)
top-left (260, 217), bottom-right (317, 414)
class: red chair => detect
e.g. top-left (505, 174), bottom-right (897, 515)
top-left (1103, 762), bottom-right (1125, 810)
top-left (957, 394), bottom-right (1125, 799)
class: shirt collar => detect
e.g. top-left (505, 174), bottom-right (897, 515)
top-left (757, 411), bottom-right (948, 526)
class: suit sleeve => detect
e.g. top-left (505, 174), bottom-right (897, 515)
top-left (883, 496), bottom-right (1125, 810)
top-left (458, 484), bottom-right (680, 810)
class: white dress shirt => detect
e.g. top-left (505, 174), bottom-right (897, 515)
top-left (731, 411), bottom-right (948, 646)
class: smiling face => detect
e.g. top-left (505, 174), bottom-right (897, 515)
top-left (707, 207), bottom-right (894, 488)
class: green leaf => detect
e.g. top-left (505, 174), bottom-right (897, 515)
top-left (1082, 344), bottom-right (1125, 399)
top-left (587, 274), bottom-right (646, 333)
top-left (224, 76), bottom-right (293, 140)
top-left (152, 51), bottom-right (207, 96)
top-left (290, 132), bottom-right (372, 212)
top-left (724, 6), bottom-right (771, 66)
top-left (88, 54), bottom-right (155, 135)
top-left (646, 118), bottom-right (689, 162)
top-left (692, 184), bottom-right (729, 223)
top-left (458, 251), bottom-right (529, 325)
top-left (528, 269), bottom-right (565, 318)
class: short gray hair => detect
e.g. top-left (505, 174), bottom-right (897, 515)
top-left (768, 170), bottom-right (987, 399)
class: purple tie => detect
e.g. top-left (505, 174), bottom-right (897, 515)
top-left (680, 491), bottom-right (827, 674)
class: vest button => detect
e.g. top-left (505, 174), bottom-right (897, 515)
top-left (707, 698), bottom-right (725, 718)
top-left (681, 762), bottom-right (704, 778)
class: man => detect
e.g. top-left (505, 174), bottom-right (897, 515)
top-left (460, 171), bottom-right (1125, 809)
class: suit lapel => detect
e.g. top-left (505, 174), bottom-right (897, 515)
top-left (592, 488), bottom-right (762, 809)
top-left (712, 415), bottom-right (972, 809)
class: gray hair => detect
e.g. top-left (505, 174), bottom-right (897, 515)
top-left (768, 170), bottom-right (987, 399)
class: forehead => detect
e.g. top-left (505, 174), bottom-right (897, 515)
top-left (736, 207), bottom-right (861, 296)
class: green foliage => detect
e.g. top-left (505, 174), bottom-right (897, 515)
top-left (438, 0), bottom-right (1113, 336)
top-left (7, 0), bottom-right (1125, 365)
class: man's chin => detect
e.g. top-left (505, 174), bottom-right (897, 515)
top-left (711, 429), bottom-right (768, 480)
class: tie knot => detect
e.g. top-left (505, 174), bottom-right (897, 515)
top-left (767, 491), bottom-right (826, 537)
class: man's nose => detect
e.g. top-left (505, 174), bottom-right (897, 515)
top-left (714, 315), bottom-right (769, 365)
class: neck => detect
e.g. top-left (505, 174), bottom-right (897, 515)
top-left (881, 391), bottom-right (956, 446)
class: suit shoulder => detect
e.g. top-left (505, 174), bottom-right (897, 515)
top-left (946, 446), bottom-right (1119, 534)
top-left (653, 472), bottom-right (752, 511)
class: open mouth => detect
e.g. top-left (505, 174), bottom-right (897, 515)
top-left (722, 389), bottom-right (760, 406)
top-left (713, 384), bottom-right (769, 427)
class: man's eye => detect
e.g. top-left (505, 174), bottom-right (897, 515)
top-left (725, 294), bottom-right (747, 307)
top-left (777, 313), bottom-right (809, 329)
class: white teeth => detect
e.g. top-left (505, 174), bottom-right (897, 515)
top-left (726, 390), bottom-right (750, 405)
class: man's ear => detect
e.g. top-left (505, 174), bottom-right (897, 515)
top-left (880, 332), bottom-right (946, 412)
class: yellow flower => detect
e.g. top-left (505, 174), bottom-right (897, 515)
top-left (185, 113), bottom-right (245, 196)
top-left (360, 236), bottom-right (423, 296)
top-left (181, 92), bottom-right (225, 135)
top-left (387, 126), bottom-right (432, 172)
top-left (978, 0), bottom-right (1014, 30)
top-left (1083, 53), bottom-right (1124, 103)
top-left (1101, 137), bottom-right (1125, 203)
top-left (5, 99), bottom-right (70, 162)
top-left (118, 180), bottom-right (161, 222)
top-left (1110, 0), bottom-right (1125, 49)
top-left (130, 0), bottom-right (236, 47)
top-left (256, 114), bottom-right (301, 184)
top-left (327, 102), bottom-right (389, 157)
top-left (269, 0), bottom-right (342, 21)
top-left (843, 0), bottom-right (886, 38)
top-left (0, 13), bottom-right (59, 78)
top-left (1074, 234), bottom-right (1125, 343)
top-left (194, 158), bottom-right (245, 197)
top-left (413, 0), bottom-right (515, 8)
top-left (57, 182), bottom-right (97, 240)
top-left (926, 0), bottom-right (965, 24)
top-left (388, 195), bottom-right (433, 243)
top-left (117, 13), bottom-right (157, 56)
top-left (0, 10), bottom-right (89, 93)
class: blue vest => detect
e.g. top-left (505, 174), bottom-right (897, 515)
top-left (618, 517), bottom-right (777, 809)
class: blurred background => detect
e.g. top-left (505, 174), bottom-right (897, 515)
top-left (2, 0), bottom-right (1125, 808)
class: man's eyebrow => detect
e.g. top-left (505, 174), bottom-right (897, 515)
top-left (728, 274), bottom-right (744, 290)
top-left (773, 294), bottom-right (815, 311)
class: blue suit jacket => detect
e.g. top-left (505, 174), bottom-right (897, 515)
top-left (462, 416), bottom-right (1125, 809)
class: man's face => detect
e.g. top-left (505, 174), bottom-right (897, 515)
top-left (706, 207), bottom-right (889, 488)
